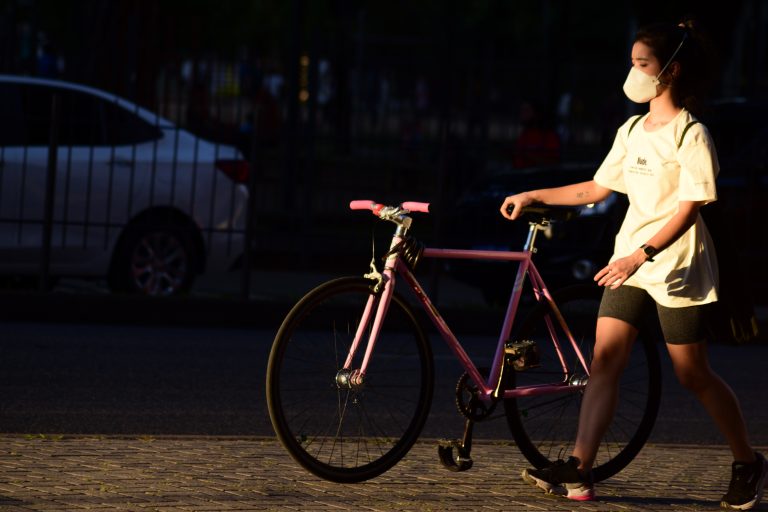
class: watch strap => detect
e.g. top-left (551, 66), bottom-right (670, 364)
top-left (640, 244), bottom-right (657, 262)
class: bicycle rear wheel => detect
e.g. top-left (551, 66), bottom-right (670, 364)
top-left (266, 277), bottom-right (434, 483)
top-left (504, 284), bottom-right (661, 482)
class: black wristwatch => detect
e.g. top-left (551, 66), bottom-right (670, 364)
top-left (640, 244), bottom-right (658, 262)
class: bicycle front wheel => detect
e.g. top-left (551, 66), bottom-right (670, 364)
top-left (504, 284), bottom-right (661, 482)
top-left (266, 277), bottom-right (434, 483)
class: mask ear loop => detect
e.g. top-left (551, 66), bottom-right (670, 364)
top-left (656, 32), bottom-right (688, 83)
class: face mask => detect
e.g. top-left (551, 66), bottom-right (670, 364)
top-left (622, 67), bottom-right (661, 103)
top-left (622, 33), bottom-right (688, 103)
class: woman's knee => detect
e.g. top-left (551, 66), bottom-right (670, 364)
top-left (673, 363), bottom-right (715, 393)
top-left (591, 317), bottom-right (638, 376)
top-left (590, 348), bottom-right (627, 376)
top-left (667, 342), bottom-right (715, 393)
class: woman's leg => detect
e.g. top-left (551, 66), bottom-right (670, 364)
top-left (572, 316), bottom-right (639, 470)
top-left (666, 342), bottom-right (754, 463)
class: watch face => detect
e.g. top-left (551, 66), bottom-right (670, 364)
top-left (643, 245), bottom-right (657, 257)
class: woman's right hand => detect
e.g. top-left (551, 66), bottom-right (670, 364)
top-left (500, 192), bottom-right (535, 220)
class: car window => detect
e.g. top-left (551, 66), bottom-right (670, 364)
top-left (20, 83), bottom-right (57, 145)
top-left (0, 82), bottom-right (26, 145)
top-left (9, 82), bottom-right (161, 147)
top-left (100, 99), bottom-right (162, 145)
top-left (16, 83), bottom-right (103, 145)
top-left (60, 87), bottom-right (105, 145)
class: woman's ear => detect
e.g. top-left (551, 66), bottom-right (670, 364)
top-left (668, 61), bottom-right (681, 80)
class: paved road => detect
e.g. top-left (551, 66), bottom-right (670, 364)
top-left (1, 435), bottom-right (767, 511)
top-left (0, 281), bottom-right (767, 510)
top-left (1, 321), bottom-right (767, 445)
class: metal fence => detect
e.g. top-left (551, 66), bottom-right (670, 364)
top-left (1, 71), bottom-right (767, 303)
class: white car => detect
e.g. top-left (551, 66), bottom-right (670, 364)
top-left (0, 75), bottom-right (249, 296)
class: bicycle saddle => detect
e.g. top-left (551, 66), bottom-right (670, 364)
top-left (511, 205), bottom-right (580, 223)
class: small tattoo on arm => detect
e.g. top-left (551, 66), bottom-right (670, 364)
top-left (576, 191), bottom-right (589, 199)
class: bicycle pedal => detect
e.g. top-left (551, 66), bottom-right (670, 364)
top-left (437, 439), bottom-right (473, 472)
top-left (505, 340), bottom-right (541, 371)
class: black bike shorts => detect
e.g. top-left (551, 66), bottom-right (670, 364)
top-left (598, 284), bottom-right (708, 345)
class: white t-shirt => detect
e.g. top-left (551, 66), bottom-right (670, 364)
top-left (594, 109), bottom-right (720, 307)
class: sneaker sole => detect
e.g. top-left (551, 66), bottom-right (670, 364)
top-left (521, 469), bottom-right (556, 494)
top-left (564, 486), bottom-right (597, 501)
top-left (521, 469), bottom-right (596, 501)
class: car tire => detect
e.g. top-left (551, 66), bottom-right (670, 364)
top-left (108, 223), bottom-right (198, 296)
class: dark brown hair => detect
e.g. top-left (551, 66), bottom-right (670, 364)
top-left (635, 18), bottom-right (717, 115)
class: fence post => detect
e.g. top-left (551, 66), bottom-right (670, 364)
top-left (240, 105), bottom-right (261, 300)
top-left (39, 92), bottom-right (60, 291)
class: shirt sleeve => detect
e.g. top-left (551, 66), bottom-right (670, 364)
top-left (593, 119), bottom-right (632, 194)
top-left (677, 124), bottom-right (719, 204)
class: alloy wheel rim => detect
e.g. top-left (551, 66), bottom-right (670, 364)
top-left (130, 231), bottom-right (188, 296)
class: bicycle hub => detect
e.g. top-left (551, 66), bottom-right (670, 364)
top-left (335, 369), bottom-right (365, 389)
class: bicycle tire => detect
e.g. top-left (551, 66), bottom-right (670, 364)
top-left (504, 284), bottom-right (661, 482)
top-left (266, 277), bottom-right (434, 483)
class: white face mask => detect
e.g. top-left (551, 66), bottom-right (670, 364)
top-left (622, 67), bottom-right (662, 103)
top-left (622, 33), bottom-right (688, 104)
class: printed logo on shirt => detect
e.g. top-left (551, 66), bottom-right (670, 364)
top-left (628, 154), bottom-right (653, 176)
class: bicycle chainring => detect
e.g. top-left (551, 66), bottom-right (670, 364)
top-left (455, 369), bottom-right (497, 421)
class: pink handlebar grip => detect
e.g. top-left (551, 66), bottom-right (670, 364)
top-left (349, 200), bottom-right (376, 210)
top-left (401, 201), bottom-right (430, 213)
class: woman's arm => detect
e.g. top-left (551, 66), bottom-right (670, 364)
top-left (499, 180), bottom-right (613, 220)
top-left (595, 200), bottom-right (704, 288)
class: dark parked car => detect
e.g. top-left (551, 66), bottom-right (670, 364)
top-left (442, 163), bottom-right (627, 304)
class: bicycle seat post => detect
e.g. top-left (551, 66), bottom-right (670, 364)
top-left (523, 221), bottom-right (547, 254)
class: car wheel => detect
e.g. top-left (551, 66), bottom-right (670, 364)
top-left (109, 225), bottom-right (198, 296)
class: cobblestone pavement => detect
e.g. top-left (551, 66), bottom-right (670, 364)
top-left (1, 436), bottom-right (767, 511)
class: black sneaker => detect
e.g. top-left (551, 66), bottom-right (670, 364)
top-left (721, 452), bottom-right (768, 510)
top-left (521, 456), bottom-right (595, 501)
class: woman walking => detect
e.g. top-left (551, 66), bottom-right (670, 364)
top-left (500, 19), bottom-right (766, 510)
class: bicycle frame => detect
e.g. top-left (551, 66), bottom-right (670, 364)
top-left (343, 220), bottom-right (592, 403)
top-left (269, 201), bottom-right (662, 482)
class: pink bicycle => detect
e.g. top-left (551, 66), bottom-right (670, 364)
top-left (266, 200), bottom-right (661, 483)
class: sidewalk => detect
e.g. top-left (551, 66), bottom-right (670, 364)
top-left (1, 435), bottom-right (765, 511)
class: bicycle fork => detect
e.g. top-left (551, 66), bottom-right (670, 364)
top-left (338, 239), bottom-right (402, 389)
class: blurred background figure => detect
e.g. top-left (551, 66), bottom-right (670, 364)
top-left (513, 100), bottom-right (561, 168)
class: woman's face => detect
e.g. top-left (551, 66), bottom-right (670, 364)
top-left (630, 41), bottom-right (662, 77)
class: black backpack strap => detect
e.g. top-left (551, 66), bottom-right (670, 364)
top-left (627, 116), bottom-right (699, 149)
top-left (677, 120), bottom-right (699, 149)
top-left (627, 115), bottom-right (644, 137)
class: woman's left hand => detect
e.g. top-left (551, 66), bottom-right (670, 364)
top-left (594, 252), bottom-right (645, 289)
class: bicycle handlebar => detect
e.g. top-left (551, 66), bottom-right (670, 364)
top-left (349, 200), bottom-right (430, 215)
top-left (402, 201), bottom-right (430, 213)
